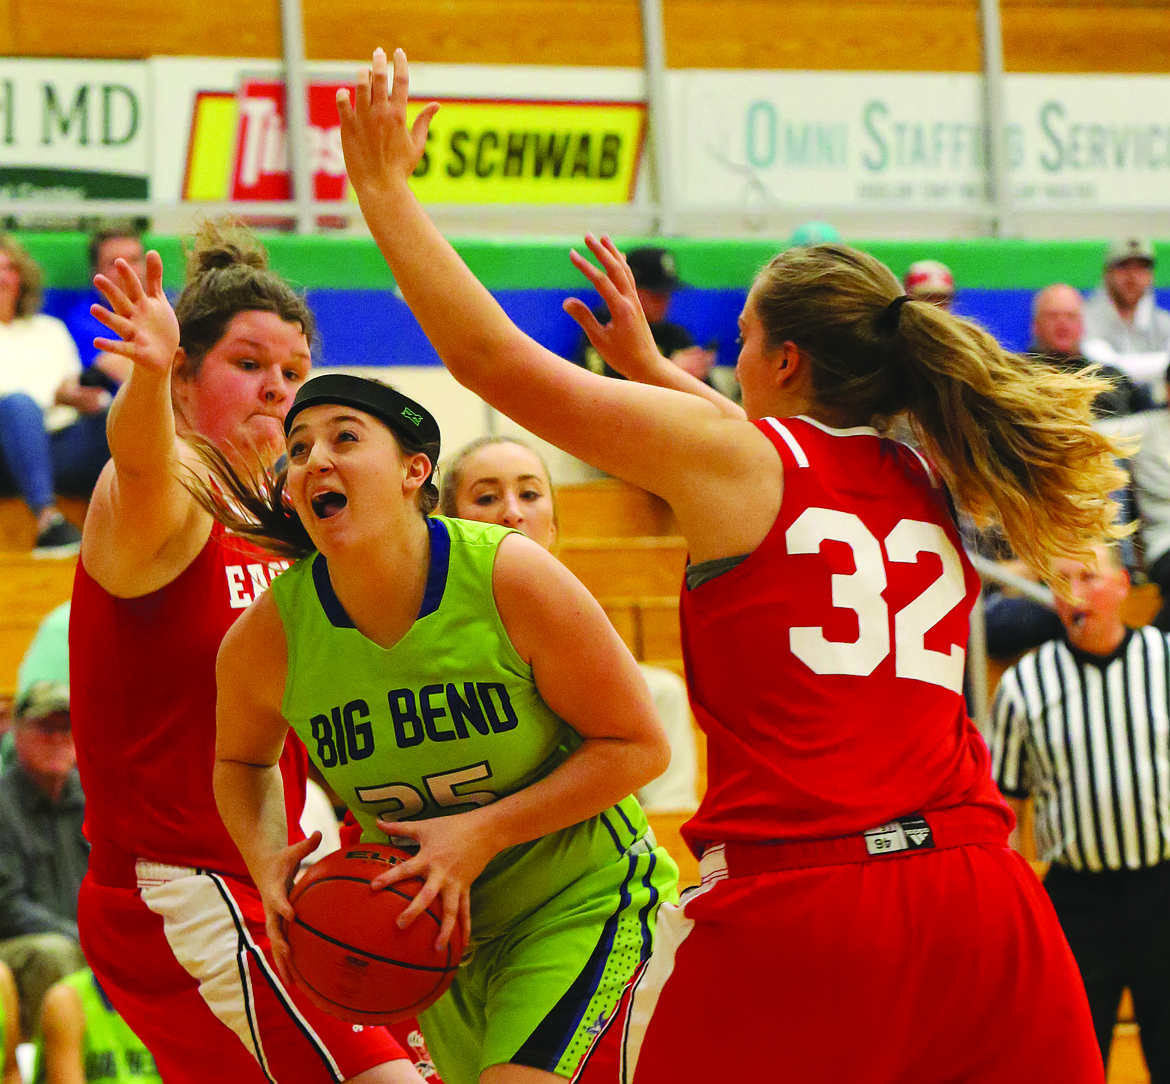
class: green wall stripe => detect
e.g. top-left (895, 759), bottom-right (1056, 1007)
top-left (13, 230), bottom-right (1168, 293)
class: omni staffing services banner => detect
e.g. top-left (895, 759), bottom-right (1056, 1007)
top-left (671, 71), bottom-right (1168, 212)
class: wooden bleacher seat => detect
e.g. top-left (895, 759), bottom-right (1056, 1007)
top-left (0, 496), bottom-right (89, 552)
top-left (647, 811), bottom-right (699, 890)
top-left (556, 479), bottom-right (678, 538)
top-left (600, 596), bottom-right (681, 663)
top-left (1122, 581), bottom-right (1162, 628)
top-left (0, 552), bottom-right (77, 696)
top-left (554, 483), bottom-right (701, 882)
top-left (558, 537), bottom-right (687, 598)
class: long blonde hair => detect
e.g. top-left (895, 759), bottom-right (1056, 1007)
top-left (750, 244), bottom-right (1128, 584)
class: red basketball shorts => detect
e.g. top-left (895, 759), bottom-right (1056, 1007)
top-left (574, 840), bottom-right (1104, 1084)
top-left (78, 859), bottom-right (409, 1084)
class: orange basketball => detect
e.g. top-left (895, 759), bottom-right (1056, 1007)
top-left (285, 843), bottom-right (463, 1025)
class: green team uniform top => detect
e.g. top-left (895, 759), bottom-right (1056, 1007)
top-left (270, 516), bottom-right (654, 947)
top-left (32, 969), bottom-right (161, 1083)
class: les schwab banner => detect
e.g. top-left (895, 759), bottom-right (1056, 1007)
top-left (182, 76), bottom-right (647, 206)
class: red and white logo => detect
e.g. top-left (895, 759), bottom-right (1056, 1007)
top-left (229, 80), bottom-right (348, 201)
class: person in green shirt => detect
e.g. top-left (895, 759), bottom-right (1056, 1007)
top-left (206, 374), bottom-right (678, 1084)
top-left (32, 968), bottom-right (160, 1084)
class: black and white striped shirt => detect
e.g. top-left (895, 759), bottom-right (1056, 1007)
top-left (989, 626), bottom-right (1170, 872)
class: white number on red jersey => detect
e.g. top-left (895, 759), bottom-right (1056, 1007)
top-left (786, 509), bottom-right (966, 691)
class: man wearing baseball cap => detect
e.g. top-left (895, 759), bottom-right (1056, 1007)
top-left (571, 245), bottom-right (716, 386)
top-left (0, 674), bottom-right (87, 1042)
top-left (1082, 239), bottom-right (1170, 385)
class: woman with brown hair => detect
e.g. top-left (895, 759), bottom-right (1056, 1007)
top-left (331, 48), bottom-right (1122, 1082)
top-left (69, 222), bottom-right (424, 1084)
top-left (0, 234), bottom-right (110, 553)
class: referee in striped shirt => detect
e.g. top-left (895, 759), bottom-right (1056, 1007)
top-left (989, 543), bottom-right (1170, 1079)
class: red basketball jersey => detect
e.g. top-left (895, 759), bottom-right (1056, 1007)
top-left (681, 416), bottom-right (1010, 854)
top-left (70, 522), bottom-right (307, 879)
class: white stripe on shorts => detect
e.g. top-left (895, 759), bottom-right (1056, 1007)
top-left (136, 862), bottom-right (343, 1083)
top-left (616, 852), bottom-right (726, 1084)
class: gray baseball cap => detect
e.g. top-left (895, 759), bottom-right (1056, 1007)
top-left (1105, 238), bottom-right (1155, 268)
top-left (15, 680), bottom-right (69, 722)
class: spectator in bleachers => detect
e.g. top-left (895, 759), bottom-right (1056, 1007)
top-left (571, 245), bottom-right (716, 386)
top-left (440, 435), bottom-right (700, 813)
top-left (62, 228), bottom-right (146, 394)
top-left (1082, 238), bottom-right (1170, 401)
top-left (977, 284), bottom-right (1150, 660)
top-left (0, 680), bottom-right (88, 1043)
top-left (0, 235), bottom-right (110, 555)
top-left (0, 602), bottom-right (69, 773)
top-left (903, 259), bottom-right (955, 311)
top-left (32, 968), bottom-right (161, 1084)
top-left (1031, 283), bottom-right (1152, 417)
top-left (988, 544), bottom-right (1170, 1078)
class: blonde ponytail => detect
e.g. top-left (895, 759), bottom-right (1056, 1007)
top-left (750, 244), bottom-right (1129, 583)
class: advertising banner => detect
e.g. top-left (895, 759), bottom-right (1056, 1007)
top-left (671, 70), bottom-right (1163, 211)
top-left (0, 59), bottom-right (149, 200)
top-left (2, 59), bottom-right (1166, 213)
top-left (166, 59), bottom-right (646, 207)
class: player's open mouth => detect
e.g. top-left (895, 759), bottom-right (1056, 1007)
top-left (1071, 610), bottom-right (1089, 628)
top-left (311, 492), bottom-right (348, 519)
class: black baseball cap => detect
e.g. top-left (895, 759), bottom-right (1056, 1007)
top-left (626, 247), bottom-right (683, 293)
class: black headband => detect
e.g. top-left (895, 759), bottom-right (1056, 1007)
top-left (285, 374), bottom-right (441, 477)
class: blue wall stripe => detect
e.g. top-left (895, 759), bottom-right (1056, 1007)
top-left (43, 286), bottom-right (1170, 367)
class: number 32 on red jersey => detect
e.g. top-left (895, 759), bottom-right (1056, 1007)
top-left (787, 507), bottom-right (967, 693)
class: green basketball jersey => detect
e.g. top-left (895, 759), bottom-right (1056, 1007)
top-left (271, 516), bottom-right (652, 945)
top-left (32, 969), bottom-right (160, 1083)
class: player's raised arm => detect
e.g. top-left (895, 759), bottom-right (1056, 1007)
top-left (337, 48), bottom-right (768, 541)
top-left (84, 252), bottom-right (208, 596)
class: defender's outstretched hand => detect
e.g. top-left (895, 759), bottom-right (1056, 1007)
top-left (91, 250), bottom-right (179, 377)
top-left (564, 234), bottom-right (663, 383)
top-left (337, 47), bottom-right (439, 201)
top-left (566, 234), bottom-right (744, 418)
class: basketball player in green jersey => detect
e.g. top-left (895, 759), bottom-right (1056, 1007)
top-left (208, 374), bottom-right (679, 1084)
top-left (32, 969), bottom-right (161, 1084)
